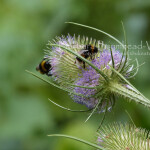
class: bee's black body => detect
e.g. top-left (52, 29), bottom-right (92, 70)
top-left (85, 44), bottom-right (98, 57)
top-left (36, 59), bottom-right (52, 76)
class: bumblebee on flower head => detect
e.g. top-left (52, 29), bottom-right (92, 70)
top-left (75, 44), bottom-right (98, 68)
top-left (36, 59), bottom-right (52, 76)
top-left (34, 34), bottom-right (144, 114)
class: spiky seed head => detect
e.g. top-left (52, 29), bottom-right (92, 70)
top-left (97, 123), bottom-right (150, 150)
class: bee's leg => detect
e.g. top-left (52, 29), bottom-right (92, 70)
top-left (47, 68), bottom-right (52, 76)
top-left (46, 72), bottom-right (51, 76)
top-left (90, 54), bottom-right (93, 60)
top-left (90, 55), bottom-right (92, 60)
top-left (83, 61), bottom-right (85, 68)
top-left (74, 57), bottom-right (77, 64)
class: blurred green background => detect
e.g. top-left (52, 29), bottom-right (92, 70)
top-left (0, 0), bottom-right (150, 150)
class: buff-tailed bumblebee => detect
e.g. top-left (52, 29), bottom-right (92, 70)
top-left (75, 44), bottom-right (98, 68)
top-left (36, 59), bottom-right (52, 76)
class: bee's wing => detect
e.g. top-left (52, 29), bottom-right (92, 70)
top-left (78, 49), bottom-right (88, 54)
top-left (36, 65), bottom-right (40, 71)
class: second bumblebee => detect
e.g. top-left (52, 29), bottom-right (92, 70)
top-left (36, 59), bottom-right (52, 76)
top-left (75, 44), bottom-right (98, 68)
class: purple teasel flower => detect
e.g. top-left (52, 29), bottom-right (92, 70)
top-left (42, 34), bottom-right (149, 114)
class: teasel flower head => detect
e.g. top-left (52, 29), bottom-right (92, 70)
top-left (44, 33), bottom-right (150, 110)
top-left (97, 123), bottom-right (150, 150)
top-left (44, 35), bottom-right (123, 111)
top-left (31, 22), bottom-right (150, 122)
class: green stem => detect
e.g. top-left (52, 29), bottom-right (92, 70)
top-left (109, 65), bottom-right (148, 101)
top-left (48, 134), bottom-right (105, 150)
top-left (109, 82), bottom-right (150, 108)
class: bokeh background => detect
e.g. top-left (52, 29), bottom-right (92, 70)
top-left (0, 0), bottom-right (150, 150)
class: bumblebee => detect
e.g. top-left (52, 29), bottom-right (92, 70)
top-left (75, 44), bottom-right (98, 68)
top-left (36, 59), bottom-right (52, 76)
top-left (85, 44), bottom-right (98, 59)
